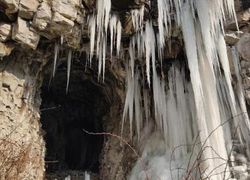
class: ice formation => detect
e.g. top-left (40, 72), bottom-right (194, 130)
top-left (88, 0), bottom-right (122, 80)
top-left (84, 0), bottom-right (250, 179)
top-left (66, 49), bottom-right (72, 93)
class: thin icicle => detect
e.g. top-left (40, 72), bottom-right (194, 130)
top-left (109, 15), bottom-right (117, 60)
top-left (109, 15), bottom-right (122, 59)
top-left (144, 21), bottom-right (156, 86)
top-left (88, 15), bottom-right (96, 65)
top-left (116, 20), bottom-right (122, 57)
top-left (60, 35), bottom-right (64, 45)
top-left (129, 35), bottom-right (138, 77)
top-left (53, 42), bottom-right (59, 78)
top-left (66, 49), bottom-right (72, 94)
top-left (122, 67), bottom-right (135, 137)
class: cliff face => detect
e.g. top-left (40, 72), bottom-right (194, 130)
top-left (0, 0), bottom-right (249, 179)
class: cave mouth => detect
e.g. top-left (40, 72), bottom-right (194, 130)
top-left (40, 61), bottom-right (110, 177)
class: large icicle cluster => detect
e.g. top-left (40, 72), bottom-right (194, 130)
top-left (88, 0), bottom-right (121, 80)
top-left (86, 0), bottom-right (250, 179)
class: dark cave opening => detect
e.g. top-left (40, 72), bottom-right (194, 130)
top-left (40, 61), bottom-right (110, 176)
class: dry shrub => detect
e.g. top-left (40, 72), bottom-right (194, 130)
top-left (0, 138), bottom-right (32, 179)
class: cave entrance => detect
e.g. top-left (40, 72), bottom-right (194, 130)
top-left (40, 61), bottom-right (109, 178)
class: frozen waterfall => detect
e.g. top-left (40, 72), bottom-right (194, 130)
top-left (86, 0), bottom-right (250, 179)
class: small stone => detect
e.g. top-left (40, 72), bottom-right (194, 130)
top-left (225, 33), bottom-right (240, 45)
top-left (237, 33), bottom-right (250, 61)
top-left (0, 42), bottom-right (14, 57)
top-left (18, 0), bottom-right (40, 19)
top-left (33, 1), bottom-right (52, 31)
top-left (0, 23), bottom-right (12, 42)
top-left (242, 9), bottom-right (250, 21)
top-left (12, 17), bottom-right (40, 49)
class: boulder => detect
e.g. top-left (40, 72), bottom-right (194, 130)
top-left (0, 23), bottom-right (12, 42)
top-left (237, 33), bottom-right (250, 61)
top-left (12, 18), bottom-right (40, 49)
top-left (50, 12), bottom-right (74, 34)
top-left (18, 0), bottom-right (40, 19)
top-left (225, 33), bottom-right (240, 45)
top-left (52, 0), bottom-right (80, 21)
top-left (33, 1), bottom-right (52, 31)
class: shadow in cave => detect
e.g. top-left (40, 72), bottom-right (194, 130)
top-left (40, 62), bottom-right (109, 177)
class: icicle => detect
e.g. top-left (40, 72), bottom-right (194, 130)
top-left (109, 15), bottom-right (117, 60)
top-left (52, 42), bottom-right (59, 78)
top-left (122, 67), bottom-right (135, 138)
top-left (116, 20), bottom-right (122, 57)
top-left (129, 41), bottom-right (135, 77)
top-left (60, 35), bottom-right (64, 45)
top-left (144, 21), bottom-right (156, 86)
top-left (66, 49), bottom-right (72, 94)
top-left (122, 67), bottom-right (143, 139)
top-left (109, 15), bottom-right (122, 59)
top-left (157, 0), bottom-right (171, 54)
top-left (131, 5), bottom-right (144, 32)
top-left (93, 0), bottom-right (111, 79)
top-left (88, 15), bottom-right (96, 65)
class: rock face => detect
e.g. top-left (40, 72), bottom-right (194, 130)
top-left (0, 52), bottom-right (46, 179)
